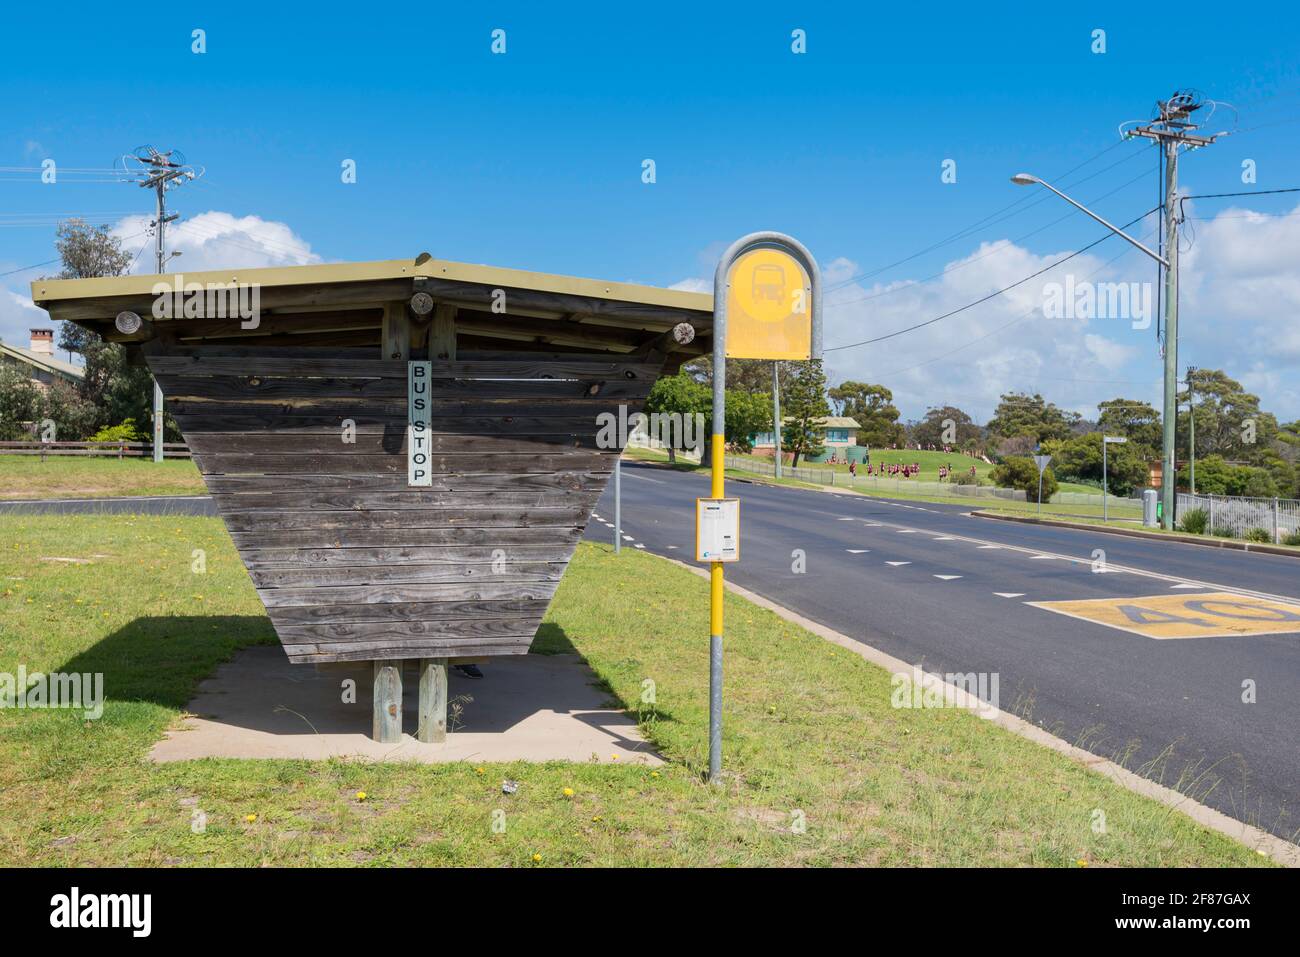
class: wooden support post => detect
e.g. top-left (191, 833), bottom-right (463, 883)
top-left (369, 302), bottom-right (412, 742)
top-left (382, 301), bottom-right (411, 361)
top-left (431, 303), bottom-right (457, 360)
top-left (372, 661), bottom-right (403, 743)
top-left (417, 658), bottom-right (449, 743)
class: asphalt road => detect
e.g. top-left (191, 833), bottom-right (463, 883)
top-left (589, 460), bottom-right (1300, 841)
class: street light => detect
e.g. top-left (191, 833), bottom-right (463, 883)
top-left (1102, 435), bottom-right (1127, 523)
top-left (1010, 174), bottom-right (1168, 266)
top-left (1011, 171), bottom-right (1178, 530)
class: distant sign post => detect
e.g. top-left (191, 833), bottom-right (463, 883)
top-left (1032, 454), bottom-right (1052, 516)
top-left (1102, 436), bottom-right (1127, 523)
top-left (703, 232), bottom-right (820, 783)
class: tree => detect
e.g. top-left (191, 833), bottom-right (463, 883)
top-left (908, 405), bottom-right (981, 450)
top-left (1042, 432), bottom-right (1148, 496)
top-left (991, 455), bottom-right (1058, 503)
top-left (986, 392), bottom-right (1077, 445)
top-left (644, 374), bottom-right (709, 464)
top-left (1097, 398), bottom-right (1162, 458)
top-left (642, 374), bottom-right (771, 466)
top-left (1179, 368), bottom-right (1276, 462)
top-left (781, 359), bottom-right (831, 467)
top-left (722, 388), bottom-right (772, 456)
top-left (46, 219), bottom-right (176, 440)
top-left (828, 380), bottom-right (905, 448)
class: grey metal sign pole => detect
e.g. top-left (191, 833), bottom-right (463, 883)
top-left (709, 231), bottom-right (821, 783)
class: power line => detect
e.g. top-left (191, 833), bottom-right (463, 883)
top-left (826, 164), bottom-right (1156, 309)
top-left (1182, 187), bottom-right (1300, 200)
top-left (824, 207), bottom-right (1159, 354)
top-left (823, 139), bottom-right (1142, 293)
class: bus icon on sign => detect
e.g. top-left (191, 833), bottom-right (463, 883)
top-left (751, 263), bottom-right (786, 303)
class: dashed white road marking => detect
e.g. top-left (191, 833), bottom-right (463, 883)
top-left (634, 543), bottom-right (645, 549)
top-left (933, 574), bottom-right (962, 580)
top-left (896, 530), bottom-right (917, 534)
top-left (977, 545), bottom-right (1002, 550)
top-left (666, 545), bottom-right (678, 550)
top-left (995, 592), bottom-right (1026, 598)
top-left (1030, 555), bottom-right (1055, 560)
top-left (622, 534), bottom-right (634, 541)
top-left (932, 536), bottom-right (955, 541)
top-left (886, 561), bottom-right (911, 566)
top-left (860, 522), bottom-right (882, 526)
top-left (846, 549), bottom-right (869, 554)
top-left (837, 517), bottom-right (855, 521)
top-left (1170, 582), bottom-right (1202, 589)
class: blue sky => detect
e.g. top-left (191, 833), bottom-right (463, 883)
top-left (3, 2), bottom-right (1299, 422)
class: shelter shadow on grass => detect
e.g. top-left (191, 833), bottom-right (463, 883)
top-left (55, 615), bottom-right (276, 710)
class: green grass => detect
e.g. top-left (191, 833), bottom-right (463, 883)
top-left (0, 515), bottom-right (1274, 866)
top-left (0, 456), bottom-right (205, 500)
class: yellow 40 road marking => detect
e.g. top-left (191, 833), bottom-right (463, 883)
top-left (1028, 591), bottom-right (1300, 640)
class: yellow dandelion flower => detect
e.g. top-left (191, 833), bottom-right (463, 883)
top-left (245, 814), bottom-right (257, 823)
top-left (562, 787), bottom-right (574, 798)
top-left (531, 853), bottom-right (542, 863)
top-left (356, 791), bottom-right (367, 801)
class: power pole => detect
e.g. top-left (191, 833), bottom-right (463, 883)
top-left (1126, 93), bottom-right (1218, 528)
top-left (124, 147), bottom-right (200, 462)
top-left (1185, 366), bottom-right (1197, 495)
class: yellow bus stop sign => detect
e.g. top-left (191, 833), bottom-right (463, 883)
top-left (724, 247), bottom-right (812, 360)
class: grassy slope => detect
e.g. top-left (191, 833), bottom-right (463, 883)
top-left (0, 515), bottom-right (1270, 866)
top-left (0, 457), bottom-right (205, 500)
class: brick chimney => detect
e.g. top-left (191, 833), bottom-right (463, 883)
top-left (29, 329), bottom-right (54, 355)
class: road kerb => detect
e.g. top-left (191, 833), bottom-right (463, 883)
top-left (972, 509), bottom-right (1300, 559)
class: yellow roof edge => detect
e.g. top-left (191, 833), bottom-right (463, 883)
top-left (29, 256), bottom-right (714, 314)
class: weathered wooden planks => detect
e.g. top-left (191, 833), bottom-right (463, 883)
top-left (147, 344), bottom-right (654, 664)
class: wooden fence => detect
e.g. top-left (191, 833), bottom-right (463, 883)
top-left (0, 441), bottom-right (191, 459)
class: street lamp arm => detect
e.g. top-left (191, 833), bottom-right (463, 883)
top-left (1012, 174), bottom-right (1170, 268)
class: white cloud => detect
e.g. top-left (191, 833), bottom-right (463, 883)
top-left (669, 277), bottom-right (711, 294)
top-left (112, 210), bottom-right (321, 274)
top-left (0, 288), bottom-right (50, 352)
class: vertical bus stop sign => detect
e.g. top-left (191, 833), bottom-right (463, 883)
top-left (703, 232), bottom-right (821, 783)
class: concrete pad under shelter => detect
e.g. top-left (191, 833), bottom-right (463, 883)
top-left (150, 647), bottom-right (661, 765)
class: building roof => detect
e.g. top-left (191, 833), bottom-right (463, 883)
top-left (770, 416), bottom-right (859, 429)
top-left (29, 255), bottom-right (714, 360)
top-left (0, 340), bottom-right (84, 382)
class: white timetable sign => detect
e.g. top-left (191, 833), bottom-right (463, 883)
top-left (408, 361), bottom-right (432, 486)
top-left (695, 498), bottom-right (740, 562)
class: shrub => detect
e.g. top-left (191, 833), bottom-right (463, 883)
top-left (951, 471), bottom-right (979, 486)
top-left (990, 455), bottom-right (1058, 503)
top-left (1244, 527), bottom-right (1273, 544)
top-left (1211, 526), bottom-right (1235, 538)
top-left (1282, 529), bottom-right (1300, 547)
top-left (1178, 507), bottom-right (1208, 535)
top-left (89, 418), bottom-right (145, 442)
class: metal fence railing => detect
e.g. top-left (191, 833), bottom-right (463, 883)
top-left (1177, 492), bottom-right (1300, 543)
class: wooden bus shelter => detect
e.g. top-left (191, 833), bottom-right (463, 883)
top-left (32, 254), bottom-right (712, 742)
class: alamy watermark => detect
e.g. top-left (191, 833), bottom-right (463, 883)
top-left (151, 275), bottom-right (261, 329)
top-left (1042, 275), bottom-right (1152, 329)
top-left (891, 664), bottom-right (999, 719)
top-left (0, 666), bottom-right (104, 720)
top-left (596, 405), bottom-right (703, 455)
